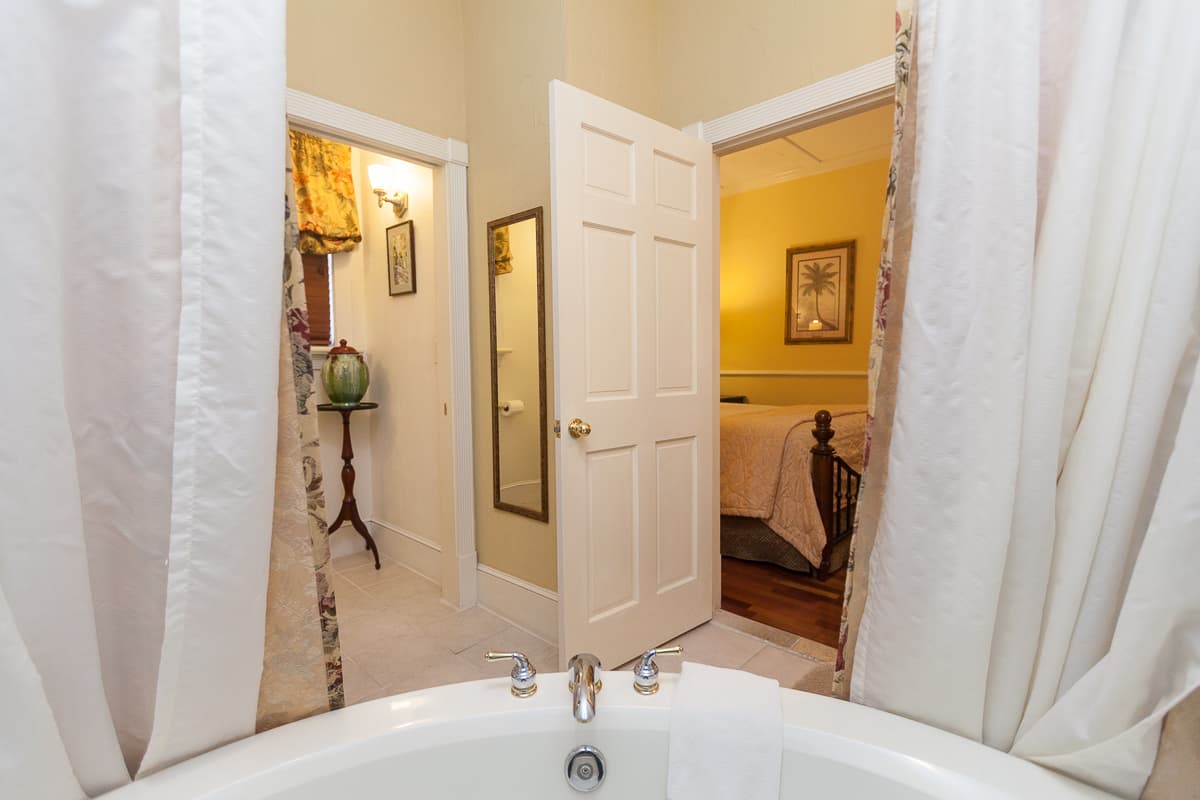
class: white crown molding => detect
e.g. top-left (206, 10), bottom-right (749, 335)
top-left (690, 57), bottom-right (893, 155)
top-left (721, 369), bottom-right (868, 379)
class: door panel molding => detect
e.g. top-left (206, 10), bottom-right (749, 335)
top-left (552, 80), bottom-right (715, 668)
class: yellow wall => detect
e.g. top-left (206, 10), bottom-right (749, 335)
top-left (720, 159), bottom-right (890, 405)
top-left (286, 0), bottom-right (468, 140)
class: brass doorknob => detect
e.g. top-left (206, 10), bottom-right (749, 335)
top-left (567, 418), bottom-right (592, 439)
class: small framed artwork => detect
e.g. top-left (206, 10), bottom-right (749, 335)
top-left (784, 240), bottom-right (856, 344)
top-left (386, 220), bottom-right (416, 296)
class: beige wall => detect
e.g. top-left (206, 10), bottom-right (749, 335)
top-left (655, 0), bottom-right (894, 128)
top-left (357, 153), bottom-right (444, 547)
top-left (563, 0), bottom-right (659, 118)
top-left (462, 0), bottom-right (670, 590)
top-left (290, 0), bottom-right (894, 590)
top-left (463, 0), bottom-right (566, 591)
top-left (314, 147), bottom-right (445, 559)
top-left (564, 0), bottom-right (895, 128)
top-left (287, 0), bottom-right (468, 140)
top-left (719, 159), bottom-right (890, 406)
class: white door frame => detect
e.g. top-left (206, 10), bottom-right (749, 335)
top-left (683, 55), bottom-right (893, 608)
top-left (685, 57), bottom-right (893, 155)
top-left (286, 90), bottom-right (478, 608)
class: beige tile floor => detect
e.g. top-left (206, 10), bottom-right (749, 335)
top-left (332, 552), bottom-right (836, 705)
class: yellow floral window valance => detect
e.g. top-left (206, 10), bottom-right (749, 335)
top-left (288, 130), bottom-right (362, 255)
top-left (493, 227), bottom-right (514, 275)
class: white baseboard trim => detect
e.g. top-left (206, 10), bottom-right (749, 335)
top-left (368, 519), bottom-right (442, 584)
top-left (455, 551), bottom-right (478, 609)
top-left (476, 564), bottom-right (559, 645)
top-left (328, 529), bottom-right (362, 561)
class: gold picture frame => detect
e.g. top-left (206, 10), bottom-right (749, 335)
top-left (784, 240), bottom-right (855, 344)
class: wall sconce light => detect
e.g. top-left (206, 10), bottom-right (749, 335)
top-left (367, 163), bottom-right (409, 218)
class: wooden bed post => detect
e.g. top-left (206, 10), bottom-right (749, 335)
top-left (810, 410), bottom-right (836, 579)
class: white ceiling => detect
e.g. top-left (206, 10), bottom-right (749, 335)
top-left (718, 104), bottom-right (893, 197)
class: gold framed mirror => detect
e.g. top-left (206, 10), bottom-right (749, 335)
top-left (487, 207), bottom-right (548, 521)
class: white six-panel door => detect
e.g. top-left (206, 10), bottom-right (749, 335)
top-left (550, 80), bottom-right (714, 669)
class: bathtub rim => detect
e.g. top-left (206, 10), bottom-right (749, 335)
top-left (101, 671), bottom-right (1117, 799)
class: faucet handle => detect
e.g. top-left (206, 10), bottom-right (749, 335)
top-left (484, 651), bottom-right (538, 697)
top-left (632, 645), bottom-right (683, 695)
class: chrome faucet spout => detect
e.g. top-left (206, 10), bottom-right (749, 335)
top-left (567, 653), bottom-right (602, 723)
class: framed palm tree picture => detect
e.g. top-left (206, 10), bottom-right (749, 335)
top-left (784, 240), bottom-right (856, 344)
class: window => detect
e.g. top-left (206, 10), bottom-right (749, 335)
top-left (301, 253), bottom-right (333, 346)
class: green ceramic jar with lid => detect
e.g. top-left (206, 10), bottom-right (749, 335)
top-left (321, 339), bottom-right (369, 406)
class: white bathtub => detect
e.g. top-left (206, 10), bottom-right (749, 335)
top-left (104, 672), bottom-right (1116, 799)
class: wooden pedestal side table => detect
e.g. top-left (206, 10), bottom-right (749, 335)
top-left (317, 401), bottom-right (381, 570)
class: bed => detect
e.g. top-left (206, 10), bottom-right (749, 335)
top-left (719, 403), bottom-right (867, 578)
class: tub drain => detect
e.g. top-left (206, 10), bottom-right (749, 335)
top-left (564, 745), bottom-right (606, 792)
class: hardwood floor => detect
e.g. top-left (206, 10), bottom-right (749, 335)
top-left (720, 556), bottom-right (847, 648)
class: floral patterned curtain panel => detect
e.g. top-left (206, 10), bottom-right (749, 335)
top-left (834, 0), bottom-right (915, 699)
top-left (256, 148), bottom-right (344, 730)
top-left (288, 130), bottom-right (362, 255)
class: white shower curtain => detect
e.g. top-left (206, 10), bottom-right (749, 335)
top-left (0, 1), bottom-right (284, 796)
top-left (851, 1), bottom-right (1200, 797)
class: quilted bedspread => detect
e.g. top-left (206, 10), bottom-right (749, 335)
top-left (720, 405), bottom-right (867, 566)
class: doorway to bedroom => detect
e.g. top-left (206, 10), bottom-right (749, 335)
top-left (715, 104), bottom-right (892, 648)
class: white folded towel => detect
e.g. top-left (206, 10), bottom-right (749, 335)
top-left (667, 661), bottom-right (783, 800)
